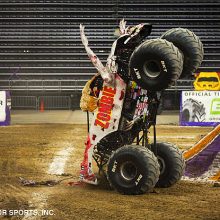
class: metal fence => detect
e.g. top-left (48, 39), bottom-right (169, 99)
top-left (11, 96), bottom-right (38, 109)
top-left (0, 79), bottom-right (194, 91)
top-left (4, 79), bottom-right (194, 110)
top-left (11, 96), bottom-right (78, 110)
top-left (38, 96), bottom-right (71, 110)
top-left (0, 79), bottom-right (87, 91)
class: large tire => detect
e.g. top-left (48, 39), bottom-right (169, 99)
top-left (153, 142), bottom-right (185, 188)
top-left (129, 39), bottom-right (183, 91)
top-left (107, 145), bottom-right (160, 195)
top-left (182, 98), bottom-right (206, 122)
top-left (161, 28), bottom-right (204, 78)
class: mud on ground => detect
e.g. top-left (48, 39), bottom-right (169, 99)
top-left (0, 124), bottom-right (219, 220)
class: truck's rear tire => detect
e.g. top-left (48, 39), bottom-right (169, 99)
top-left (107, 145), bottom-right (160, 195)
top-left (129, 39), bottom-right (183, 91)
top-left (153, 142), bottom-right (185, 188)
top-left (161, 28), bottom-right (204, 78)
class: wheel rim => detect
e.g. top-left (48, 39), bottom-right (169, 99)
top-left (143, 60), bottom-right (161, 78)
top-left (120, 161), bottom-right (137, 181)
top-left (157, 156), bottom-right (166, 175)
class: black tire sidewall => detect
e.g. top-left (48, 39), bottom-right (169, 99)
top-left (157, 146), bottom-right (174, 181)
top-left (154, 142), bottom-right (185, 187)
top-left (107, 151), bottom-right (148, 193)
top-left (161, 28), bottom-right (204, 78)
top-left (130, 42), bottom-right (177, 91)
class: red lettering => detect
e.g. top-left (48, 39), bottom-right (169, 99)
top-left (101, 96), bottom-right (113, 105)
top-left (104, 86), bottom-right (116, 94)
top-left (98, 102), bottom-right (112, 114)
top-left (102, 91), bottom-right (114, 97)
top-left (94, 119), bottom-right (109, 129)
top-left (97, 112), bottom-right (111, 121)
top-left (94, 86), bottom-right (116, 129)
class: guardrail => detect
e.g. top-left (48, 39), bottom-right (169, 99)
top-left (11, 96), bottom-right (38, 109)
top-left (0, 79), bottom-right (194, 91)
top-left (0, 79), bottom-right (87, 91)
top-left (11, 96), bottom-right (74, 110)
top-left (167, 80), bottom-right (194, 91)
top-left (38, 96), bottom-right (71, 110)
top-left (5, 79), bottom-right (194, 110)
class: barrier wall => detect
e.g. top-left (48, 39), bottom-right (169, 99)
top-left (0, 91), bottom-right (11, 126)
top-left (180, 91), bottom-right (220, 126)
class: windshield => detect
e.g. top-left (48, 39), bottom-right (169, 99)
top-left (197, 77), bottom-right (219, 82)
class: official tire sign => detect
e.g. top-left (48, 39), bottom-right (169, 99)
top-left (0, 91), bottom-right (11, 126)
top-left (180, 91), bottom-right (220, 126)
top-left (0, 91), bottom-right (6, 122)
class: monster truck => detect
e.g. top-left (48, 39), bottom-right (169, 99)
top-left (79, 20), bottom-right (203, 194)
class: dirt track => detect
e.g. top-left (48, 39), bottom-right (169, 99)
top-left (0, 124), bottom-right (219, 220)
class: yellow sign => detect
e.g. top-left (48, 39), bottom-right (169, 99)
top-left (193, 72), bottom-right (220, 91)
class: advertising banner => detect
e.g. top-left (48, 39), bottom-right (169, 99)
top-left (180, 91), bottom-right (220, 126)
top-left (0, 91), bottom-right (6, 122)
top-left (0, 91), bottom-right (11, 126)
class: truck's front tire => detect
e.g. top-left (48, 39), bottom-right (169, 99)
top-left (129, 39), bottom-right (183, 91)
top-left (107, 145), bottom-right (160, 195)
top-left (161, 28), bottom-right (204, 78)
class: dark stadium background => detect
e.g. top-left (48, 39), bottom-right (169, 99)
top-left (0, 0), bottom-right (219, 110)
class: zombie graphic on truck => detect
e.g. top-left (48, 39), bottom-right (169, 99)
top-left (78, 19), bottom-right (204, 194)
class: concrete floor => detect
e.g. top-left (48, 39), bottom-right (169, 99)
top-left (10, 110), bottom-right (180, 125)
